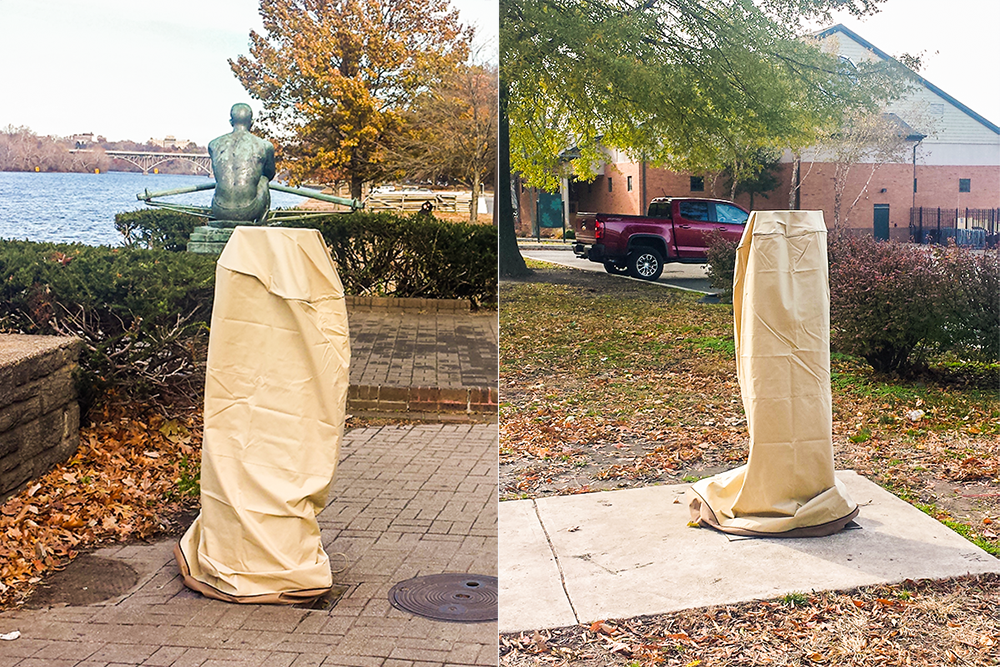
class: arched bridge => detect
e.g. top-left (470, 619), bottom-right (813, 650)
top-left (69, 149), bottom-right (212, 175)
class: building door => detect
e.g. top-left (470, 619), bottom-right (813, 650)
top-left (873, 204), bottom-right (890, 241)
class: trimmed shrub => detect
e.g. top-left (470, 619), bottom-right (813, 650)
top-left (114, 209), bottom-right (498, 307)
top-left (828, 235), bottom-right (998, 372)
top-left (0, 241), bottom-right (216, 409)
top-left (705, 231), bottom-right (739, 303)
top-left (114, 210), bottom-right (203, 252)
top-left (936, 245), bottom-right (1000, 364)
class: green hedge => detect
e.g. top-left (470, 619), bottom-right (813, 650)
top-left (114, 209), bottom-right (203, 253)
top-left (114, 209), bottom-right (498, 306)
top-left (0, 241), bottom-right (216, 409)
top-left (3, 211), bottom-right (497, 407)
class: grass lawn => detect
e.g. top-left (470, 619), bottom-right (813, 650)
top-left (500, 259), bottom-right (999, 666)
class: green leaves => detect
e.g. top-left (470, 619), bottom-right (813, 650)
top-left (502, 0), bottom-right (896, 189)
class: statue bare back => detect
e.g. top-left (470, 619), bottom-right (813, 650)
top-left (208, 103), bottom-right (276, 226)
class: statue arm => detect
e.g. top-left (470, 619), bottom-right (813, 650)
top-left (264, 144), bottom-right (276, 181)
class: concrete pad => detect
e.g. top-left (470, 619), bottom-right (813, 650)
top-left (498, 471), bottom-right (1000, 633)
top-left (499, 498), bottom-right (577, 631)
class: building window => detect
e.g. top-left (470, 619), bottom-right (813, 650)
top-left (627, 175), bottom-right (633, 191)
top-left (608, 178), bottom-right (613, 192)
top-left (959, 178), bottom-right (971, 193)
top-left (690, 176), bottom-right (704, 192)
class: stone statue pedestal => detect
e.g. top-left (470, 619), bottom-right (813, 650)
top-left (188, 226), bottom-right (235, 255)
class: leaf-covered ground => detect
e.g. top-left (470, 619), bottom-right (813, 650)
top-left (500, 261), bottom-right (1000, 666)
top-left (0, 398), bottom-right (203, 608)
top-left (500, 263), bottom-right (1000, 554)
top-left (0, 398), bottom-right (426, 610)
top-left (500, 575), bottom-right (999, 666)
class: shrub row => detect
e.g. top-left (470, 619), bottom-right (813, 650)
top-left (704, 232), bottom-right (999, 372)
top-left (3, 211), bottom-right (498, 406)
top-left (0, 241), bottom-right (216, 409)
top-left (114, 209), bottom-right (498, 306)
top-left (828, 235), bottom-right (998, 372)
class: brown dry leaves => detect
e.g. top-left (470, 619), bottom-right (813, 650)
top-left (500, 575), bottom-right (1000, 667)
top-left (0, 400), bottom-right (202, 607)
top-left (500, 266), bottom-right (999, 548)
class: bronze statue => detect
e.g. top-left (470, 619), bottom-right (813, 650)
top-left (136, 103), bottom-right (363, 253)
top-left (208, 104), bottom-right (276, 226)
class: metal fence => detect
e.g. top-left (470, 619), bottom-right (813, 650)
top-left (909, 207), bottom-right (1000, 248)
top-left (366, 191), bottom-right (473, 213)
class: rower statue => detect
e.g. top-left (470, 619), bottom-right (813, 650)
top-left (208, 103), bottom-right (275, 226)
top-left (137, 103), bottom-right (362, 254)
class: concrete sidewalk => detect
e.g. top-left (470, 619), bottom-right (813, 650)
top-left (0, 423), bottom-right (498, 667)
top-left (346, 299), bottom-right (498, 420)
top-left (498, 471), bottom-right (1000, 633)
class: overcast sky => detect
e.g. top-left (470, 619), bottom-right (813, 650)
top-left (0, 0), bottom-right (498, 145)
top-left (0, 0), bottom-right (995, 145)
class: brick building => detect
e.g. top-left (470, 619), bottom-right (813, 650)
top-left (520, 25), bottom-right (1000, 242)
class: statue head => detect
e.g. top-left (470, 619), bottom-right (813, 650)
top-left (230, 103), bottom-right (253, 129)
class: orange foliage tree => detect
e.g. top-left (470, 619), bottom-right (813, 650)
top-left (389, 61), bottom-right (498, 222)
top-left (230, 0), bottom-right (471, 199)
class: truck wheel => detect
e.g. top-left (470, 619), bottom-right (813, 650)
top-left (628, 248), bottom-right (664, 281)
top-left (603, 261), bottom-right (628, 275)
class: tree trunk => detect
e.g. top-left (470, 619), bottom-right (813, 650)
top-left (350, 175), bottom-right (363, 201)
top-left (788, 153), bottom-right (800, 210)
top-left (470, 172), bottom-right (480, 223)
top-left (498, 79), bottom-right (530, 278)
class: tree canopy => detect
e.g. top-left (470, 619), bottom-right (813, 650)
top-left (389, 61), bottom-right (498, 222)
top-left (231, 0), bottom-right (471, 198)
top-left (499, 0), bottom-right (904, 275)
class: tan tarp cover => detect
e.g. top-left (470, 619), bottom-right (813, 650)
top-left (688, 211), bottom-right (858, 537)
top-left (175, 226), bottom-right (350, 602)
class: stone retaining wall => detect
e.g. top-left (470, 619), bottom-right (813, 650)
top-left (0, 335), bottom-right (81, 500)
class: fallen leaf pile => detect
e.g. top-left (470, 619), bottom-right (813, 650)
top-left (500, 575), bottom-right (1000, 666)
top-left (0, 399), bottom-right (202, 608)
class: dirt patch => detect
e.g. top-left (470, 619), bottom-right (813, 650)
top-left (23, 555), bottom-right (139, 609)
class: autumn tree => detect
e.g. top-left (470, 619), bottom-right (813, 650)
top-left (390, 60), bottom-right (498, 222)
top-left (823, 110), bottom-right (919, 228)
top-left (231, 0), bottom-right (471, 199)
top-left (499, 0), bottom-right (900, 277)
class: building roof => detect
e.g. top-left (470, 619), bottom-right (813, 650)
top-left (815, 24), bottom-right (1000, 136)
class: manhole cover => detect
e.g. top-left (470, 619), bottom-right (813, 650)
top-left (25, 555), bottom-right (138, 609)
top-left (388, 573), bottom-right (497, 623)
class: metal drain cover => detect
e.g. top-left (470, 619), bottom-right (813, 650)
top-left (388, 573), bottom-right (497, 623)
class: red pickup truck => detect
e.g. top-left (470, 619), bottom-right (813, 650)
top-left (572, 197), bottom-right (749, 280)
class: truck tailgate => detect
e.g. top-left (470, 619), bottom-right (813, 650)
top-left (574, 213), bottom-right (598, 244)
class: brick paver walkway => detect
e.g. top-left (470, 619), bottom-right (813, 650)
top-left (0, 424), bottom-right (498, 667)
top-left (346, 306), bottom-right (498, 418)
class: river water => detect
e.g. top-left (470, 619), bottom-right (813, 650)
top-left (0, 171), bottom-right (305, 246)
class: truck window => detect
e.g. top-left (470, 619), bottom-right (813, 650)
top-left (647, 201), bottom-right (671, 218)
top-left (714, 203), bottom-right (749, 224)
top-left (679, 201), bottom-right (710, 222)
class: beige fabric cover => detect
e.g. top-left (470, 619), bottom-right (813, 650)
top-left (688, 211), bottom-right (858, 537)
top-left (176, 226), bottom-right (350, 602)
